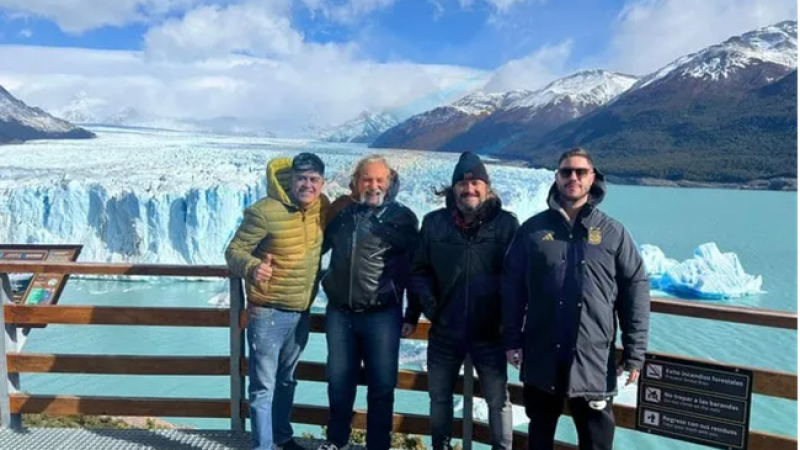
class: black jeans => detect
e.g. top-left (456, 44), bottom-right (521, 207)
top-left (523, 383), bottom-right (615, 450)
top-left (427, 333), bottom-right (512, 450)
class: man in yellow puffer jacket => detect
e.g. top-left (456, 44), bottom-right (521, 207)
top-left (226, 152), bottom-right (329, 450)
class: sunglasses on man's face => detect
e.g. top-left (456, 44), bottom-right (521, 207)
top-left (557, 167), bottom-right (593, 178)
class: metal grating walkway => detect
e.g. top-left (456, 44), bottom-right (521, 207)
top-left (0, 428), bottom-right (360, 450)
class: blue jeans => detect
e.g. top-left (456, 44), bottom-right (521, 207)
top-left (427, 332), bottom-right (512, 450)
top-left (325, 304), bottom-right (402, 450)
top-left (247, 305), bottom-right (310, 450)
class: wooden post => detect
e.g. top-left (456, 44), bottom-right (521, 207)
top-left (0, 274), bottom-right (20, 429)
top-left (229, 277), bottom-right (246, 433)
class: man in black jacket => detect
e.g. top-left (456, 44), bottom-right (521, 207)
top-left (502, 148), bottom-right (650, 450)
top-left (318, 155), bottom-right (419, 450)
top-left (409, 151), bottom-right (519, 450)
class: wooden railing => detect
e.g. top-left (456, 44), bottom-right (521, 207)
top-left (0, 261), bottom-right (796, 450)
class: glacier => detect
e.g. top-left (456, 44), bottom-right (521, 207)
top-left (642, 243), bottom-right (763, 299)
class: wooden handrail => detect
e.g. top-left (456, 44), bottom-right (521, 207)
top-left (0, 261), bottom-right (229, 277)
top-left (651, 298), bottom-right (797, 329)
top-left (7, 354), bottom-right (230, 376)
top-left (10, 394), bottom-right (230, 417)
top-left (4, 305), bottom-right (229, 327)
top-left (10, 353), bottom-right (797, 401)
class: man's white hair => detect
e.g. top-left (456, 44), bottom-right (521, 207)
top-left (349, 154), bottom-right (395, 193)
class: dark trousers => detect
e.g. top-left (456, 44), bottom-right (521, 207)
top-left (325, 304), bottom-right (402, 450)
top-left (524, 384), bottom-right (615, 450)
top-left (427, 333), bottom-right (512, 450)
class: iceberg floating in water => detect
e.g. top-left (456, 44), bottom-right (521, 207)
top-left (639, 244), bottom-right (678, 289)
top-left (641, 243), bottom-right (763, 299)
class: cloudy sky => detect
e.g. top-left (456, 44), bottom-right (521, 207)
top-left (0, 0), bottom-right (795, 134)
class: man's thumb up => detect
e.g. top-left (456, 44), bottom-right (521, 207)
top-left (253, 254), bottom-right (274, 284)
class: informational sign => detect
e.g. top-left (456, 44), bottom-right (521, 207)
top-left (637, 353), bottom-right (753, 450)
top-left (0, 245), bottom-right (82, 328)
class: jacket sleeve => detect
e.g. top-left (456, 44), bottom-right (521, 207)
top-left (408, 214), bottom-right (438, 324)
top-left (225, 206), bottom-right (269, 283)
top-left (614, 227), bottom-right (651, 370)
top-left (502, 227), bottom-right (528, 351)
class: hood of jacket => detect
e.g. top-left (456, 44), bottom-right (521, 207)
top-left (266, 157), bottom-right (296, 207)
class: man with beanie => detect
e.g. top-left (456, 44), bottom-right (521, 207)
top-left (502, 147), bottom-right (650, 450)
top-left (408, 151), bottom-right (519, 450)
top-left (226, 152), bottom-right (329, 450)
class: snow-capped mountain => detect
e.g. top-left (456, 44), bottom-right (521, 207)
top-left (366, 90), bottom-right (517, 149)
top-left (0, 85), bottom-right (95, 143)
top-left (504, 21), bottom-right (798, 185)
top-left (318, 111), bottom-right (402, 144)
top-left (635, 20), bottom-right (797, 91)
top-left (506, 70), bottom-right (639, 112)
top-left (56, 91), bottom-right (108, 124)
top-left (52, 93), bottom-right (275, 137)
top-left (371, 70), bottom-right (637, 152)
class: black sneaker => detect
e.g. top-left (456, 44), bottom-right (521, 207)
top-left (275, 439), bottom-right (306, 450)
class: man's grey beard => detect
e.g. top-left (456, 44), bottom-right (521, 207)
top-left (457, 195), bottom-right (484, 213)
top-left (359, 189), bottom-right (386, 206)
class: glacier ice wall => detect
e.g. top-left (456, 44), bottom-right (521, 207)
top-left (1, 180), bottom-right (266, 264)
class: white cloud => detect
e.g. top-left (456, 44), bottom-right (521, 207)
top-left (481, 40), bottom-right (571, 92)
top-left (0, 44), bottom-right (486, 135)
top-left (143, 3), bottom-right (304, 61)
top-left (429, 0), bottom-right (445, 21)
top-left (0, 0), bottom-right (204, 33)
top-left (17, 28), bottom-right (32, 38)
top-left (458, 0), bottom-right (540, 14)
top-left (604, 0), bottom-right (798, 75)
top-left (301, 0), bottom-right (399, 24)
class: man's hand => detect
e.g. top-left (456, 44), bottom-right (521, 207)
top-left (401, 323), bottom-right (417, 338)
top-left (252, 254), bottom-right (273, 284)
top-left (617, 365), bottom-right (640, 386)
top-left (506, 349), bottom-right (522, 369)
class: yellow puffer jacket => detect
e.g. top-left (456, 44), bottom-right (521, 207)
top-left (225, 157), bottom-right (329, 311)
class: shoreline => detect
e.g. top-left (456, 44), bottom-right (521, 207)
top-left (605, 175), bottom-right (798, 192)
top-left (110, 416), bottom-right (191, 429)
top-left (483, 159), bottom-right (797, 192)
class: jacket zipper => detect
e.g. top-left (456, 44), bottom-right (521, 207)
top-left (302, 210), bottom-right (309, 307)
top-left (465, 237), bottom-right (472, 341)
top-left (348, 213), bottom-right (361, 310)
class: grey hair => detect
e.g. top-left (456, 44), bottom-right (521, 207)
top-left (349, 154), bottom-right (396, 192)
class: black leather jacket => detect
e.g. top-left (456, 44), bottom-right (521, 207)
top-left (322, 179), bottom-right (419, 313)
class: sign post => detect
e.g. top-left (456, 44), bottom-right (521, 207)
top-left (636, 353), bottom-right (753, 450)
